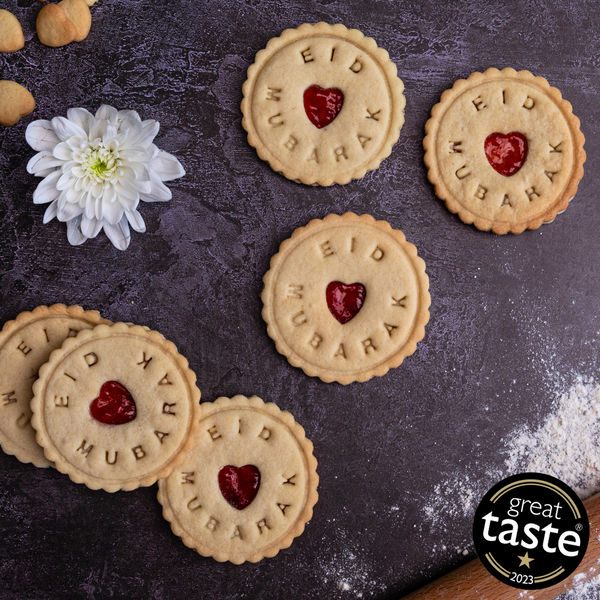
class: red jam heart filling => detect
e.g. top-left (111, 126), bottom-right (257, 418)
top-left (218, 465), bottom-right (260, 510)
top-left (484, 132), bottom-right (528, 177)
top-left (304, 85), bottom-right (344, 129)
top-left (90, 381), bottom-right (136, 425)
top-left (326, 281), bottom-right (366, 324)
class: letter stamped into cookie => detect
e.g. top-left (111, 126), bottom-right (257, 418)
top-left (157, 395), bottom-right (318, 564)
top-left (261, 213), bottom-right (430, 384)
top-left (424, 68), bottom-right (586, 234)
top-left (241, 22), bottom-right (405, 186)
top-left (0, 304), bottom-right (110, 468)
top-left (30, 323), bottom-right (201, 491)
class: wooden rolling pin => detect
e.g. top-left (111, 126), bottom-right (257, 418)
top-left (401, 493), bottom-right (600, 600)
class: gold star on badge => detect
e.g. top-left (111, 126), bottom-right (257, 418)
top-left (518, 552), bottom-right (534, 568)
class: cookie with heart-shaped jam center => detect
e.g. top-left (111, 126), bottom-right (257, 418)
top-left (326, 281), bottom-right (366, 324)
top-left (90, 381), bottom-right (136, 425)
top-left (262, 213), bottom-right (430, 384)
top-left (241, 22), bottom-right (406, 185)
top-left (31, 322), bottom-right (201, 492)
top-left (424, 68), bottom-right (586, 234)
top-left (303, 85), bottom-right (344, 128)
top-left (218, 465), bottom-right (260, 510)
top-left (484, 132), bottom-right (528, 177)
top-left (158, 395), bottom-right (319, 564)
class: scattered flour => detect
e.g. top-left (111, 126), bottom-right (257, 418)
top-left (506, 376), bottom-right (600, 499)
top-left (422, 376), bottom-right (600, 599)
top-left (316, 528), bottom-right (386, 598)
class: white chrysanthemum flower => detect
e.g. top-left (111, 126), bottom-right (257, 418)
top-left (26, 105), bottom-right (185, 250)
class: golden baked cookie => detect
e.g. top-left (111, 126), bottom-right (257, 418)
top-left (0, 80), bottom-right (35, 127)
top-left (31, 323), bottom-right (201, 491)
top-left (424, 68), bottom-right (586, 234)
top-left (0, 9), bottom-right (24, 53)
top-left (261, 213), bottom-right (430, 384)
top-left (241, 22), bottom-right (405, 186)
top-left (0, 305), bottom-right (109, 468)
top-left (157, 395), bottom-right (318, 564)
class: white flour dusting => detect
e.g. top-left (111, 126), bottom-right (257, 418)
top-left (506, 376), bottom-right (600, 499)
top-left (422, 376), bottom-right (600, 599)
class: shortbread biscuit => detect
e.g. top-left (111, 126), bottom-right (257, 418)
top-left (261, 213), bottom-right (430, 384)
top-left (0, 9), bottom-right (24, 53)
top-left (58, 0), bottom-right (91, 42)
top-left (424, 68), bottom-right (586, 234)
top-left (158, 395), bottom-right (318, 564)
top-left (0, 305), bottom-right (109, 468)
top-left (31, 323), bottom-right (201, 491)
top-left (242, 22), bottom-right (405, 186)
top-left (0, 81), bottom-right (35, 127)
top-left (37, 3), bottom-right (77, 47)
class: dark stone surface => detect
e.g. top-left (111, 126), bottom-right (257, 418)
top-left (1, 0), bottom-right (599, 598)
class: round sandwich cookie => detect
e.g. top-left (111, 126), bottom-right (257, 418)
top-left (31, 323), bottom-right (201, 491)
top-left (424, 68), bottom-right (586, 234)
top-left (0, 304), bottom-right (109, 468)
top-left (157, 395), bottom-right (318, 564)
top-left (241, 22), bottom-right (405, 186)
top-left (261, 213), bottom-right (430, 384)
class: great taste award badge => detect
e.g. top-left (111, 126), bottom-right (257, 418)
top-left (472, 473), bottom-right (589, 590)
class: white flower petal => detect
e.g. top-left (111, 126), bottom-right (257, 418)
top-left (81, 216), bottom-right (103, 238)
top-left (56, 171), bottom-right (76, 192)
top-left (103, 218), bottom-right (130, 250)
top-left (66, 217), bottom-right (87, 245)
top-left (140, 169), bottom-right (172, 202)
top-left (51, 116), bottom-right (86, 142)
top-left (102, 197), bottom-right (124, 225)
top-left (89, 118), bottom-right (110, 141)
top-left (136, 120), bottom-right (160, 149)
top-left (67, 108), bottom-right (95, 134)
top-left (149, 150), bottom-right (185, 182)
top-left (26, 120), bottom-right (61, 152)
top-left (27, 152), bottom-right (64, 176)
top-left (57, 200), bottom-right (84, 222)
top-left (125, 209), bottom-right (145, 233)
top-left (118, 118), bottom-right (143, 145)
top-left (32, 170), bottom-right (61, 204)
top-left (117, 109), bottom-right (141, 125)
top-left (95, 105), bottom-right (119, 125)
top-left (52, 142), bottom-right (73, 161)
top-left (94, 196), bottom-right (103, 221)
top-left (103, 123), bottom-right (118, 144)
top-left (43, 201), bottom-right (58, 223)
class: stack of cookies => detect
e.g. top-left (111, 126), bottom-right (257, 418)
top-left (0, 305), bottom-right (318, 564)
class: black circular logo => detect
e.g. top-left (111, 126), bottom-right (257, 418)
top-left (473, 473), bottom-right (589, 590)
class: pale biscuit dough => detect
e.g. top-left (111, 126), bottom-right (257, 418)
top-left (158, 395), bottom-right (318, 564)
top-left (242, 22), bottom-right (405, 186)
top-left (59, 0), bottom-right (91, 42)
top-left (31, 323), bottom-right (201, 491)
top-left (0, 305), bottom-right (109, 468)
top-left (0, 9), bottom-right (24, 53)
top-left (261, 213), bottom-right (430, 384)
top-left (424, 68), bottom-right (586, 234)
top-left (37, 3), bottom-right (77, 47)
top-left (0, 81), bottom-right (35, 127)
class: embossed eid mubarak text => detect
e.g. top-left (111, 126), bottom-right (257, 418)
top-left (261, 214), bottom-right (430, 384)
top-left (158, 396), bottom-right (319, 564)
top-left (31, 323), bottom-right (201, 492)
top-left (473, 473), bottom-right (589, 590)
top-left (242, 23), bottom-right (405, 185)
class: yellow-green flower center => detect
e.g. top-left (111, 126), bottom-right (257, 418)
top-left (76, 142), bottom-right (122, 184)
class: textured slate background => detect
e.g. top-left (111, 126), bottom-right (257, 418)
top-left (1, 0), bottom-right (600, 598)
